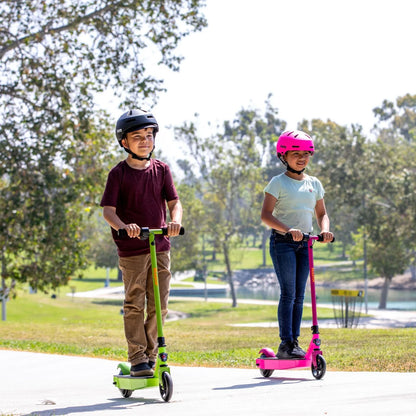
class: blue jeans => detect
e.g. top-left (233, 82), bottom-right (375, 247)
top-left (270, 233), bottom-right (309, 342)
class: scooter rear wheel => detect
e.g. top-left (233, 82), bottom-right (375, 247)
top-left (159, 371), bottom-right (173, 402)
top-left (259, 354), bottom-right (274, 378)
top-left (118, 371), bottom-right (133, 398)
top-left (311, 355), bottom-right (326, 380)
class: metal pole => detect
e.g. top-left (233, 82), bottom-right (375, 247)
top-left (363, 196), bottom-right (368, 314)
top-left (363, 227), bottom-right (368, 314)
top-left (1, 256), bottom-right (6, 321)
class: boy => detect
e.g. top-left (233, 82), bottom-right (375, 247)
top-left (101, 109), bottom-right (182, 376)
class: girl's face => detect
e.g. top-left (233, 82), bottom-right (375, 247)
top-left (284, 151), bottom-right (311, 171)
top-left (123, 127), bottom-right (154, 157)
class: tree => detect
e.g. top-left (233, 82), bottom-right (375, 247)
top-left (169, 182), bottom-right (205, 275)
top-left (372, 94), bottom-right (416, 281)
top-left (0, 118), bottom-right (114, 320)
top-left (0, 1), bottom-right (207, 317)
top-left (373, 94), bottom-right (416, 143)
top-left (299, 119), bottom-right (368, 257)
top-left (175, 101), bottom-right (284, 306)
top-left (359, 139), bottom-right (413, 308)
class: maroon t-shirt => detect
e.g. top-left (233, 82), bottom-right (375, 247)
top-left (100, 159), bottom-right (179, 257)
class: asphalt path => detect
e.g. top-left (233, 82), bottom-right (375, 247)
top-left (1, 350), bottom-right (416, 416)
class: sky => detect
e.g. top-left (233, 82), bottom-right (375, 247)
top-left (125, 0), bottom-right (416, 159)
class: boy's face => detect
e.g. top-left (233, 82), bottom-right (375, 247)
top-left (122, 127), bottom-right (154, 157)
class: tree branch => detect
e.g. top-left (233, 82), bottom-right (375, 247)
top-left (0, 1), bottom-right (127, 59)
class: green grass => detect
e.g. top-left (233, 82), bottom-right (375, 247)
top-left (1, 291), bottom-right (415, 372)
top-left (0, 243), bottom-right (401, 374)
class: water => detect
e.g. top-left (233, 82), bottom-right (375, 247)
top-left (235, 285), bottom-right (416, 311)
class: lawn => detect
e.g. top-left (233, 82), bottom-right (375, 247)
top-left (1, 241), bottom-right (402, 372)
top-left (1, 290), bottom-right (415, 373)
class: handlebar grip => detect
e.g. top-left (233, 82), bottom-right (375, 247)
top-left (317, 234), bottom-right (335, 243)
top-left (161, 226), bottom-right (185, 236)
top-left (117, 228), bottom-right (128, 238)
top-left (284, 232), bottom-right (335, 243)
top-left (284, 232), bottom-right (310, 242)
top-left (117, 226), bottom-right (185, 239)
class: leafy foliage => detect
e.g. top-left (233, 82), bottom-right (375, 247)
top-left (174, 100), bottom-right (285, 306)
top-left (0, 0), bottom-right (207, 302)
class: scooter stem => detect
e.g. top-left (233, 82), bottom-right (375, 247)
top-left (308, 237), bottom-right (319, 329)
top-left (149, 230), bottom-right (165, 343)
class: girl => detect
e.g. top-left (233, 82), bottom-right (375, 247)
top-left (261, 130), bottom-right (333, 359)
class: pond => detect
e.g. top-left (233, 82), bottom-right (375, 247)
top-left (234, 285), bottom-right (416, 311)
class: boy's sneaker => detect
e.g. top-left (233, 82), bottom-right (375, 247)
top-left (148, 360), bottom-right (156, 369)
top-left (292, 339), bottom-right (306, 358)
top-left (130, 362), bottom-right (154, 377)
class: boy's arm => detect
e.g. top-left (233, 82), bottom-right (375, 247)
top-left (166, 199), bottom-right (183, 236)
top-left (102, 206), bottom-right (141, 238)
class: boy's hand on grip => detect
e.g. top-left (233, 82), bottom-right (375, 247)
top-left (167, 222), bottom-right (181, 237)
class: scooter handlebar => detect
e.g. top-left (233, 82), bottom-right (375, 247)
top-left (117, 226), bottom-right (185, 239)
top-left (284, 232), bottom-right (335, 243)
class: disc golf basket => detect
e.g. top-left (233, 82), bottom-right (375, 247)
top-left (331, 289), bottom-right (364, 328)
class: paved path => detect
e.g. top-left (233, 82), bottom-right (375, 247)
top-left (1, 350), bottom-right (416, 416)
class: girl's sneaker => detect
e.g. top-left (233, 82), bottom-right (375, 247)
top-left (276, 340), bottom-right (305, 359)
top-left (292, 339), bottom-right (306, 357)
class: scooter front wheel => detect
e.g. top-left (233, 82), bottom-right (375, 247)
top-left (311, 355), bottom-right (326, 380)
top-left (159, 371), bottom-right (173, 402)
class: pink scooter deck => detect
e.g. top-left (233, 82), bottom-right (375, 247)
top-left (256, 343), bottom-right (321, 370)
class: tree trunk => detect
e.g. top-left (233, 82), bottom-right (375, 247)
top-left (378, 276), bottom-right (392, 309)
top-left (410, 264), bottom-right (416, 281)
top-left (223, 242), bottom-right (237, 307)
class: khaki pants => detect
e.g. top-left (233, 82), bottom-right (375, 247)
top-left (119, 251), bottom-right (171, 366)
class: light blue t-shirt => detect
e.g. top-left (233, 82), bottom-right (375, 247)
top-left (264, 173), bottom-right (325, 233)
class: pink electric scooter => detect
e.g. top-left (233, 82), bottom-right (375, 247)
top-left (256, 233), bottom-right (334, 380)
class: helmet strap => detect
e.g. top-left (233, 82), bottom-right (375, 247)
top-left (123, 147), bottom-right (153, 161)
top-left (121, 136), bottom-right (155, 161)
top-left (286, 164), bottom-right (305, 175)
top-left (278, 154), bottom-right (305, 175)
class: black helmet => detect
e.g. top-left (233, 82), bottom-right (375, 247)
top-left (115, 109), bottom-right (159, 146)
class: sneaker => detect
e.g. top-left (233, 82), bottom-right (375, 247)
top-left (130, 362), bottom-right (154, 377)
top-left (148, 360), bottom-right (156, 369)
top-left (276, 341), bottom-right (305, 359)
top-left (292, 339), bottom-right (306, 358)
top-left (276, 341), bottom-right (295, 359)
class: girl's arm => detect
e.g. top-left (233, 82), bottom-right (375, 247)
top-left (315, 199), bottom-right (333, 242)
top-left (261, 192), bottom-right (303, 241)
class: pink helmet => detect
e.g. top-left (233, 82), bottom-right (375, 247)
top-left (276, 130), bottom-right (315, 156)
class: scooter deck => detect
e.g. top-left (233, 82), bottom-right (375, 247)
top-left (113, 374), bottom-right (160, 390)
top-left (256, 356), bottom-right (312, 370)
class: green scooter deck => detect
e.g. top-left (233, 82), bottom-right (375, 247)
top-left (113, 373), bottom-right (160, 390)
top-left (113, 361), bottom-right (171, 391)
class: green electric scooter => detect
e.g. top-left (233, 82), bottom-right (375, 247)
top-left (113, 226), bottom-right (184, 402)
